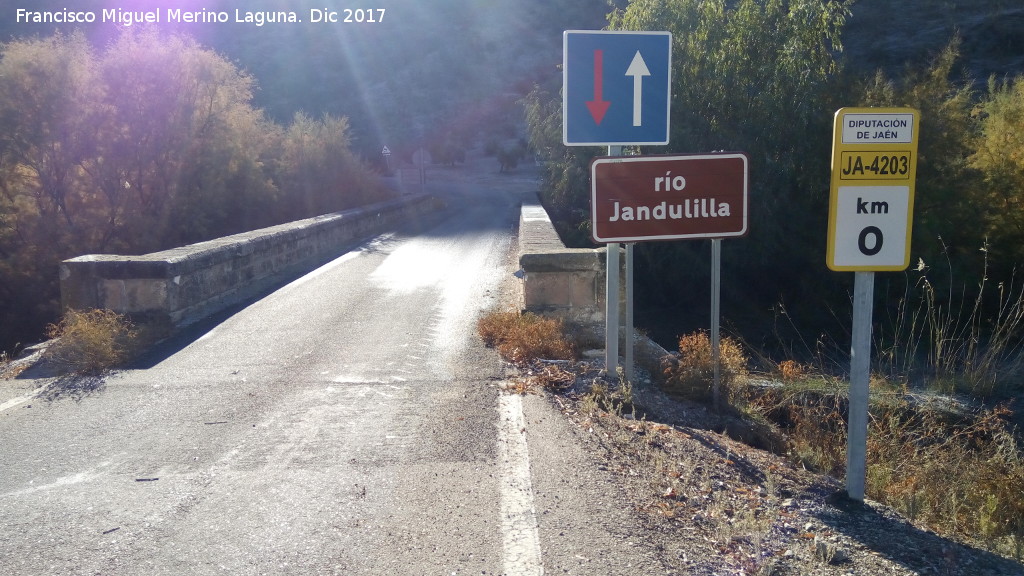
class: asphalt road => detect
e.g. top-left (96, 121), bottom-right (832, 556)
top-left (0, 157), bottom-right (666, 575)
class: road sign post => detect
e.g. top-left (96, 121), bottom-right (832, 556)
top-left (711, 238), bottom-right (722, 410)
top-left (828, 107), bottom-right (919, 502)
top-left (625, 242), bottom-right (635, 383)
top-left (605, 145), bottom-right (623, 377)
top-left (563, 31), bottom-right (672, 147)
top-left (847, 270), bottom-right (874, 501)
top-left (590, 153), bottom-right (748, 401)
top-left (564, 30), bottom-right (672, 377)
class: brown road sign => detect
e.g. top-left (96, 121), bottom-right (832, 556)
top-left (590, 153), bottom-right (748, 243)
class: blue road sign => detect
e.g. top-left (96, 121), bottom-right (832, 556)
top-left (563, 30), bottom-right (672, 146)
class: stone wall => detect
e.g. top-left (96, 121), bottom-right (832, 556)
top-left (518, 203), bottom-right (620, 324)
top-left (60, 195), bottom-right (439, 326)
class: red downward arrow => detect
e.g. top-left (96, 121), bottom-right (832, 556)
top-left (586, 50), bottom-right (611, 125)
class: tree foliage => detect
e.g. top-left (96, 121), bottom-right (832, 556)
top-left (609, 0), bottom-right (853, 308)
top-left (0, 30), bottom-right (390, 353)
top-left (971, 75), bottom-right (1024, 260)
top-left (856, 38), bottom-right (983, 265)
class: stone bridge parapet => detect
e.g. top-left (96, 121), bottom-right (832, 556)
top-left (518, 203), bottom-right (621, 325)
top-left (60, 194), bottom-right (439, 327)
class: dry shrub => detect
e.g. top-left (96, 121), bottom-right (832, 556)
top-left (743, 381), bottom-right (849, 476)
top-left (662, 330), bottom-right (748, 401)
top-left (790, 401), bottom-right (849, 477)
top-left (44, 309), bottom-right (137, 374)
top-left (778, 359), bottom-right (808, 382)
top-left (580, 378), bottom-right (634, 417)
top-left (477, 310), bottom-right (575, 364)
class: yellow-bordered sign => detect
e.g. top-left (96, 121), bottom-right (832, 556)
top-left (827, 107), bottom-right (920, 271)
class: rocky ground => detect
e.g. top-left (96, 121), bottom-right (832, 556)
top-left (511, 358), bottom-right (1024, 576)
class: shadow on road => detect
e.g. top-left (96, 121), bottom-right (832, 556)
top-left (35, 373), bottom-right (107, 402)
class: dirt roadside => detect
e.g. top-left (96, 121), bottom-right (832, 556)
top-left (502, 355), bottom-right (1024, 576)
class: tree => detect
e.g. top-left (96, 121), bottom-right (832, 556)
top-left (610, 0), bottom-right (851, 260)
top-left (90, 29), bottom-right (280, 249)
top-left (855, 38), bottom-right (983, 267)
top-left (0, 29), bottom-right (387, 354)
top-left (0, 32), bottom-right (98, 250)
top-left (591, 1), bottom-right (851, 313)
top-left (971, 75), bottom-right (1024, 261)
top-left (277, 112), bottom-right (387, 220)
top-left (0, 32), bottom-right (99, 352)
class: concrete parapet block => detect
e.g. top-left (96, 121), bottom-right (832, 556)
top-left (519, 249), bottom-right (601, 273)
top-left (99, 279), bottom-right (169, 314)
top-left (518, 202), bottom-right (617, 325)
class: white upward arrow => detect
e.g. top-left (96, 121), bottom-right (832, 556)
top-left (625, 51), bottom-right (651, 127)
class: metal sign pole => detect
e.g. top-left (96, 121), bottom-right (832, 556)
top-left (418, 148), bottom-right (426, 195)
top-left (711, 238), bottom-right (722, 410)
top-left (625, 242), bottom-right (635, 383)
top-left (606, 244), bottom-right (620, 377)
top-left (847, 271), bottom-right (875, 501)
top-left (605, 145), bottom-right (622, 377)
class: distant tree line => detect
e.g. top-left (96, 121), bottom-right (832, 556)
top-left (0, 30), bottom-right (390, 354)
top-left (526, 0), bottom-right (1024, 364)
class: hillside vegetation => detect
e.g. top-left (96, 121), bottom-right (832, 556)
top-left (0, 30), bottom-right (389, 354)
top-left (843, 0), bottom-right (1024, 84)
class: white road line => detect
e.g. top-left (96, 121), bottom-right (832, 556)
top-left (0, 393), bottom-right (35, 413)
top-left (275, 250), bottom-right (363, 294)
top-left (497, 392), bottom-right (544, 576)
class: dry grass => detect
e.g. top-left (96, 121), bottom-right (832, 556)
top-left (478, 310), bottom-right (579, 395)
top-left (0, 349), bottom-right (28, 379)
top-left (878, 242), bottom-right (1024, 397)
top-left (745, 377), bottom-right (1024, 560)
top-left (579, 377), bottom-right (635, 418)
top-left (43, 309), bottom-right (137, 375)
top-left (744, 247), bottom-right (1024, 558)
top-left (864, 401), bottom-right (1024, 558)
top-left (661, 330), bottom-right (749, 402)
top-left (477, 310), bottom-right (575, 364)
